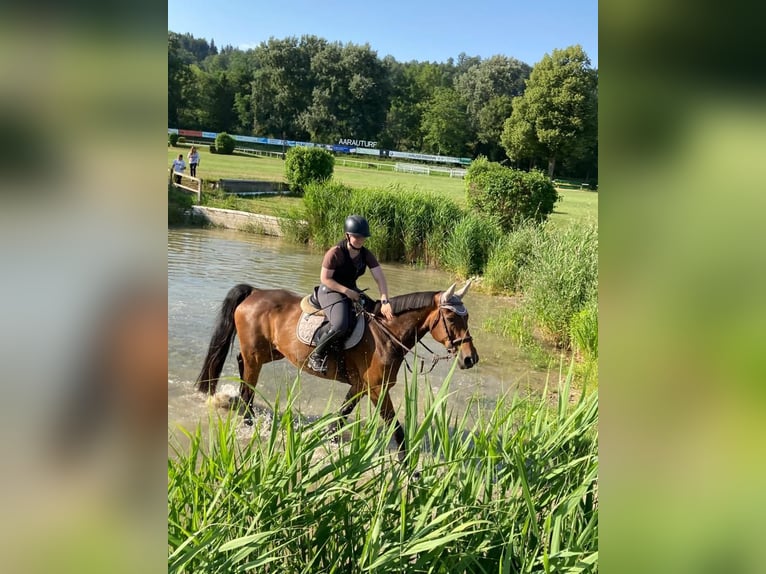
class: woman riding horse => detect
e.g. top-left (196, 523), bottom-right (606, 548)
top-left (309, 215), bottom-right (394, 373)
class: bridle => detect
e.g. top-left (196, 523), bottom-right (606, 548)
top-left (360, 300), bottom-right (472, 373)
top-left (434, 306), bottom-right (473, 351)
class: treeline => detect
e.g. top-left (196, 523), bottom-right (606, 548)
top-left (168, 31), bottom-right (597, 181)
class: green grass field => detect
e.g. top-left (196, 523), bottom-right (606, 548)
top-left (168, 145), bottom-right (598, 224)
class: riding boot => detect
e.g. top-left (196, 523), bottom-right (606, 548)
top-left (308, 328), bottom-right (344, 373)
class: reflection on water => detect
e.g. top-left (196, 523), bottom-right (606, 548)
top-left (169, 228), bottom-right (551, 433)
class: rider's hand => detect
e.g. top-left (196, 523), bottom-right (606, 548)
top-left (346, 290), bottom-right (361, 302)
top-left (381, 300), bottom-right (394, 321)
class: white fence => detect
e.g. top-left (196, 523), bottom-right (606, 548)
top-left (336, 158), bottom-right (395, 171)
top-left (234, 147), bottom-right (286, 159)
top-left (395, 163), bottom-right (467, 178)
top-left (169, 169), bottom-right (202, 203)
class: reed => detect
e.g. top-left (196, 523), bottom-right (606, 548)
top-left (437, 213), bottom-right (503, 278)
top-left (168, 363), bottom-right (598, 573)
top-left (518, 221), bottom-right (598, 347)
top-left (302, 181), bottom-right (464, 265)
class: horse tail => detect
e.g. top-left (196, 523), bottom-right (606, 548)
top-left (196, 283), bottom-right (255, 394)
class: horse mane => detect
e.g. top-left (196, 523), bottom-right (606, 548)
top-left (387, 291), bottom-right (438, 316)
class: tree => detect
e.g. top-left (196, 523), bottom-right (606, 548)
top-left (379, 59), bottom-right (452, 151)
top-left (168, 33), bottom-right (193, 127)
top-left (251, 36), bottom-right (316, 139)
top-left (298, 42), bottom-right (389, 143)
top-left (501, 45), bottom-right (597, 179)
top-left (454, 55), bottom-right (531, 159)
top-left (421, 87), bottom-right (470, 157)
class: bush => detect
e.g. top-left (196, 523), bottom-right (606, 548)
top-left (208, 144), bottom-right (216, 154)
top-left (465, 157), bottom-right (559, 231)
top-left (168, 132), bottom-right (179, 147)
top-left (285, 147), bottom-right (335, 193)
top-left (214, 132), bottom-right (235, 155)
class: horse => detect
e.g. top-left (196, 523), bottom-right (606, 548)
top-left (195, 281), bottom-right (479, 460)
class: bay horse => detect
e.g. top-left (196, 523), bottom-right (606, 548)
top-left (196, 281), bottom-right (479, 459)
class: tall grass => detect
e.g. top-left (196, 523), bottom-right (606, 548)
top-left (438, 213), bottom-right (503, 278)
top-left (302, 181), bottom-right (464, 265)
top-left (481, 221), bottom-right (599, 381)
top-left (482, 221), bottom-right (541, 294)
top-left (568, 297), bottom-right (599, 385)
top-left (518, 221), bottom-right (598, 347)
top-left (168, 364), bottom-right (598, 573)
top-left (169, 185), bottom-right (195, 226)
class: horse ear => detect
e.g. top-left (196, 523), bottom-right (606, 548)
top-left (441, 283), bottom-right (456, 304)
top-left (455, 279), bottom-right (472, 299)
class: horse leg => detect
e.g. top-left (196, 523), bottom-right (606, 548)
top-left (368, 385), bottom-right (407, 462)
top-left (239, 358), bottom-right (262, 426)
top-left (329, 385), bottom-right (363, 441)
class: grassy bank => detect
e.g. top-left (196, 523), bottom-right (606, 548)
top-left (168, 365), bottom-right (598, 573)
top-left (167, 146), bottom-right (597, 224)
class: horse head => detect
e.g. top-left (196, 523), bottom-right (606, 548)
top-left (433, 280), bottom-right (479, 369)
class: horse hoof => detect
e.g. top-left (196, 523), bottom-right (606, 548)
top-left (411, 470), bottom-right (421, 481)
top-left (243, 416), bottom-right (253, 427)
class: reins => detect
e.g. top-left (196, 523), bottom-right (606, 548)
top-left (357, 303), bottom-right (462, 374)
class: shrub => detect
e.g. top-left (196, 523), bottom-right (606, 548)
top-left (208, 144), bottom-right (216, 154)
top-left (168, 132), bottom-right (179, 147)
top-left (214, 132), bottom-right (235, 155)
top-left (285, 147), bottom-right (335, 193)
top-left (465, 157), bottom-right (559, 231)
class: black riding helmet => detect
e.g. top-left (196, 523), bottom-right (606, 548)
top-left (344, 214), bottom-right (371, 237)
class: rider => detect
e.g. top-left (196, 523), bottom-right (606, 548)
top-left (308, 214), bottom-right (395, 373)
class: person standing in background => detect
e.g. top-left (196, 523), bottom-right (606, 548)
top-left (187, 146), bottom-right (200, 178)
top-left (171, 154), bottom-right (186, 184)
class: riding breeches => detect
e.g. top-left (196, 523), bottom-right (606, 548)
top-left (317, 284), bottom-right (352, 334)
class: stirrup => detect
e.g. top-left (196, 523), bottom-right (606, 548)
top-left (308, 353), bottom-right (328, 373)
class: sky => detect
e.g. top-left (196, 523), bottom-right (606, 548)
top-left (167, 0), bottom-right (598, 68)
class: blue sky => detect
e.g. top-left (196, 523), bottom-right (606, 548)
top-left (168, 0), bottom-right (597, 68)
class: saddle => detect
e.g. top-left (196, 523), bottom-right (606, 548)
top-left (296, 287), bottom-right (366, 349)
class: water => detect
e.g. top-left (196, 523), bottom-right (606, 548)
top-left (168, 228), bottom-right (550, 433)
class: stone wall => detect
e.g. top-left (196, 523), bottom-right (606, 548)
top-left (191, 206), bottom-right (293, 236)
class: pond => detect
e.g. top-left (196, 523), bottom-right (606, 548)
top-left (168, 228), bottom-right (551, 434)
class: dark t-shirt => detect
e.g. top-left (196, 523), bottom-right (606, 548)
top-left (322, 243), bottom-right (380, 290)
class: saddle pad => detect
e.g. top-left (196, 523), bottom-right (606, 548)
top-left (296, 312), bottom-right (366, 349)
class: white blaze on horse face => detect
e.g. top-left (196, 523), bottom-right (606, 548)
top-left (441, 283), bottom-right (456, 305)
top-left (454, 279), bottom-right (472, 299)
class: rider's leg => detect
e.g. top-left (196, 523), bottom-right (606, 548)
top-left (308, 287), bottom-right (349, 373)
